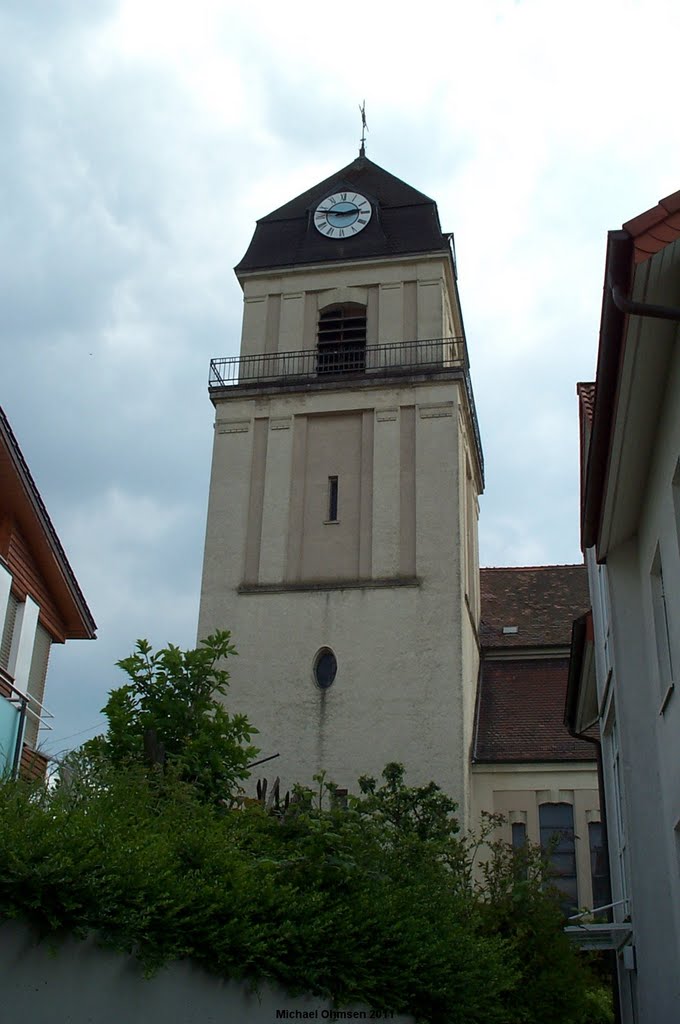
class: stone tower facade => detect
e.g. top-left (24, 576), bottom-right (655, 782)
top-left (198, 154), bottom-right (483, 822)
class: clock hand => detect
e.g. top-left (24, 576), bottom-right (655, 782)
top-left (320, 208), bottom-right (359, 218)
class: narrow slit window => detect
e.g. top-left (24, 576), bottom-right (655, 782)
top-left (328, 476), bottom-right (338, 522)
top-left (511, 822), bottom-right (527, 850)
top-left (511, 821), bottom-right (528, 881)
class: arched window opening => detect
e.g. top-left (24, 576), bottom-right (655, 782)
top-left (317, 304), bottom-right (366, 374)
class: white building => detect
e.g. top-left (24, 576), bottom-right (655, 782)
top-left (568, 190), bottom-right (680, 1023)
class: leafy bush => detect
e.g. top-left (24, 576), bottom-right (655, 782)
top-left (0, 766), bottom-right (613, 1024)
top-left (0, 637), bottom-right (613, 1023)
top-left (0, 768), bottom-right (513, 1023)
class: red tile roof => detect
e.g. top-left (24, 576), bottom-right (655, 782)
top-left (480, 565), bottom-right (589, 649)
top-left (474, 657), bottom-right (596, 763)
top-left (623, 189), bottom-right (680, 264)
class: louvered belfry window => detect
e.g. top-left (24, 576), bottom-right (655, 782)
top-left (317, 304), bottom-right (366, 374)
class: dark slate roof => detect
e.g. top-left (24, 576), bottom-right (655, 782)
top-left (474, 657), bottom-right (596, 763)
top-left (235, 155), bottom-right (449, 274)
top-left (479, 565), bottom-right (589, 649)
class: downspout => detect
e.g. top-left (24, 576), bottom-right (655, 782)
top-left (610, 284), bottom-right (680, 322)
top-left (566, 724), bottom-right (622, 1024)
top-left (565, 618), bottom-right (613, 916)
top-left (582, 232), bottom-right (631, 553)
top-left (565, 614), bottom-right (621, 1024)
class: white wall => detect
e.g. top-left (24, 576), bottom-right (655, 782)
top-left (0, 921), bottom-right (414, 1024)
top-left (586, 287), bottom-right (680, 1023)
top-left (198, 379), bottom-right (479, 815)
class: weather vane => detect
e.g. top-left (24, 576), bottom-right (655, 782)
top-left (359, 101), bottom-right (368, 157)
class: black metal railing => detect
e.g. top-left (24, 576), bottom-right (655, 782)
top-left (209, 336), bottom-right (467, 388)
top-left (208, 336), bottom-right (484, 479)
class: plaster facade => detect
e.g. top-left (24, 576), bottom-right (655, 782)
top-left (199, 377), bottom-right (480, 816)
top-left (0, 921), bottom-right (414, 1024)
top-left (198, 164), bottom-right (482, 820)
top-left (238, 253), bottom-right (462, 357)
top-left (471, 762), bottom-right (601, 909)
top-left (574, 207), bottom-right (680, 1022)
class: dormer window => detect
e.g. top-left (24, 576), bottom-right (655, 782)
top-left (317, 303), bottom-right (366, 374)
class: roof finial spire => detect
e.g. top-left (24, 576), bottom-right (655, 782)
top-left (359, 100), bottom-right (368, 157)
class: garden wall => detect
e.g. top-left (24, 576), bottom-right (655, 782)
top-left (0, 920), bottom-right (412, 1024)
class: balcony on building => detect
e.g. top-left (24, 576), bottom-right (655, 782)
top-left (209, 334), bottom-right (483, 476)
top-left (0, 665), bottom-right (52, 780)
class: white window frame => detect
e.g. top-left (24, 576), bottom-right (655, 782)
top-left (650, 544), bottom-right (674, 712)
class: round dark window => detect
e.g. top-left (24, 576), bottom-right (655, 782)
top-left (314, 648), bottom-right (337, 689)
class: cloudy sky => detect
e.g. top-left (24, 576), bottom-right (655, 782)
top-left (2, 0), bottom-right (679, 757)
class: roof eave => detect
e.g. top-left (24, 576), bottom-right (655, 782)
top-left (581, 230), bottom-right (633, 555)
top-left (564, 611), bottom-right (598, 735)
top-left (0, 409), bottom-right (96, 639)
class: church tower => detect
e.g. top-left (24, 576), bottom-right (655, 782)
top-left (198, 152), bottom-right (483, 821)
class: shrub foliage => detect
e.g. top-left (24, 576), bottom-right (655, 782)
top-left (0, 636), bottom-right (612, 1024)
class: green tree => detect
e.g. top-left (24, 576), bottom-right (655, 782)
top-left (80, 631), bottom-right (258, 804)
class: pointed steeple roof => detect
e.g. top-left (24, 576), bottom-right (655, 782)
top-left (236, 155), bottom-right (449, 275)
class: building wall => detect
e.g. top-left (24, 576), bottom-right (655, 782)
top-left (0, 559), bottom-right (51, 762)
top-left (238, 253), bottom-right (454, 358)
top-left (583, 239), bottom-right (680, 1023)
top-left (198, 378), bottom-right (480, 814)
top-left (588, 335), bottom-right (680, 1023)
top-left (0, 921), bottom-right (414, 1024)
top-left (0, 520), bottom-right (66, 642)
top-left (470, 762), bottom-right (600, 909)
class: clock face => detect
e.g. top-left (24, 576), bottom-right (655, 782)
top-left (314, 192), bottom-right (372, 238)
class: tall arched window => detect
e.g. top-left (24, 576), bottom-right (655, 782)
top-left (539, 802), bottom-right (578, 914)
top-left (317, 303), bottom-right (366, 374)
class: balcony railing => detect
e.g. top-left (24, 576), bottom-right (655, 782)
top-left (0, 668), bottom-right (53, 779)
top-left (209, 336), bottom-right (484, 479)
top-left (209, 336), bottom-right (467, 389)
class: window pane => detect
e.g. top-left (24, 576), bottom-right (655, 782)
top-left (511, 822), bottom-right (528, 880)
top-left (314, 650), bottom-right (337, 689)
top-left (328, 477), bottom-right (338, 522)
top-left (540, 803), bottom-right (577, 915)
top-left (589, 821), bottom-right (609, 910)
top-left (511, 822), bottom-right (526, 849)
